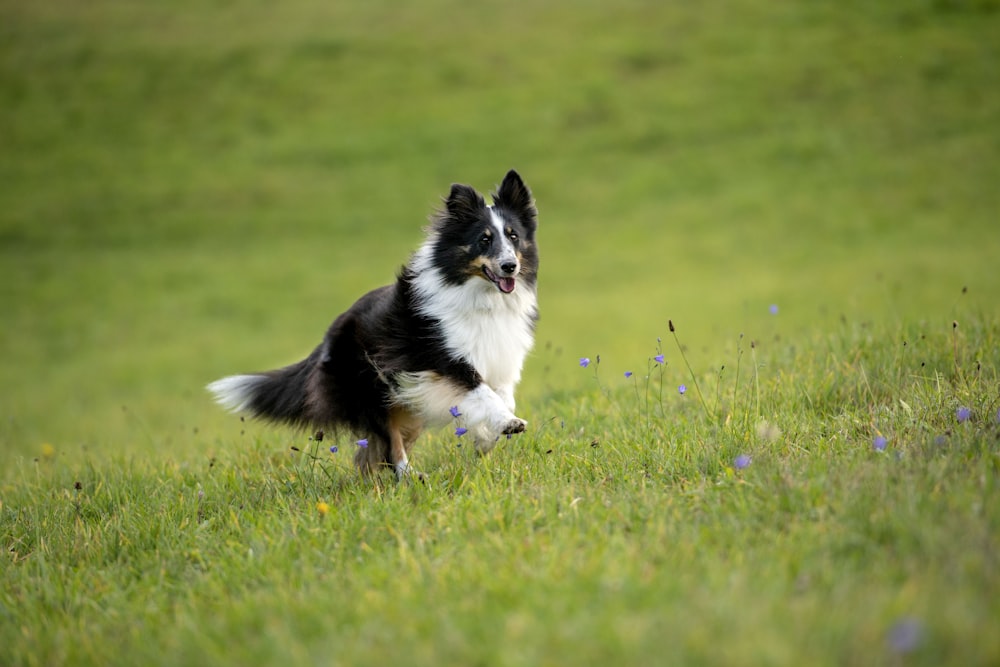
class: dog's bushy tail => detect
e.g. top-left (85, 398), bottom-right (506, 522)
top-left (207, 358), bottom-right (313, 426)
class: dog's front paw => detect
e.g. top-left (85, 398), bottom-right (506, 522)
top-left (501, 418), bottom-right (527, 435)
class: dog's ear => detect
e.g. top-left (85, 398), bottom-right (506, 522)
top-left (493, 170), bottom-right (537, 228)
top-left (445, 183), bottom-right (485, 219)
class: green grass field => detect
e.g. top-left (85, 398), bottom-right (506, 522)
top-left (2, 0), bottom-right (999, 664)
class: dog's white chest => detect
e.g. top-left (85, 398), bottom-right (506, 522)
top-left (448, 306), bottom-right (535, 387)
top-left (411, 269), bottom-right (536, 388)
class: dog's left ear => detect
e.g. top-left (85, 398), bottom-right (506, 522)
top-left (446, 183), bottom-right (486, 219)
top-left (493, 170), bottom-right (537, 229)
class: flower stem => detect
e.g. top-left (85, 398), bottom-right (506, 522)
top-left (669, 325), bottom-right (712, 420)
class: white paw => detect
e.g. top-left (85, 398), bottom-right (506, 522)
top-left (501, 417), bottom-right (527, 435)
top-left (394, 461), bottom-right (426, 484)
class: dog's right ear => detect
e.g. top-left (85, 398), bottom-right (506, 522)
top-left (493, 170), bottom-right (537, 229)
top-left (445, 184), bottom-right (485, 219)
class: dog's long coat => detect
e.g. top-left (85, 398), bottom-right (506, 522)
top-left (208, 170), bottom-right (538, 478)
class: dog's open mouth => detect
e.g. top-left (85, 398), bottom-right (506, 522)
top-left (483, 266), bottom-right (516, 294)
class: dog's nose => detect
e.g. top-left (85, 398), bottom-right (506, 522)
top-left (500, 261), bottom-right (517, 275)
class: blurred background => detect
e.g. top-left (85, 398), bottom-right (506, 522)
top-left (2, 0), bottom-right (998, 464)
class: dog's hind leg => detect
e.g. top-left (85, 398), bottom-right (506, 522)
top-left (389, 407), bottom-right (424, 481)
top-left (354, 434), bottom-right (390, 478)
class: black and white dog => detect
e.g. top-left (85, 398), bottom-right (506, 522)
top-left (208, 170), bottom-right (539, 479)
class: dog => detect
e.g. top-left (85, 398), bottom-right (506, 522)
top-left (207, 170), bottom-right (539, 479)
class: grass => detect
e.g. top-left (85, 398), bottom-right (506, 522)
top-left (2, 0), bottom-right (1000, 664)
top-left (5, 316), bottom-right (999, 665)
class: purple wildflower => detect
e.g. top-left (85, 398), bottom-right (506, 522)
top-left (653, 354), bottom-right (664, 364)
top-left (624, 371), bottom-right (633, 378)
top-left (329, 445), bottom-right (338, 454)
top-left (886, 618), bottom-right (924, 654)
top-left (579, 357), bottom-right (590, 368)
top-left (678, 384), bottom-right (687, 395)
top-left (449, 405), bottom-right (462, 418)
top-left (356, 438), bottom-right (368, 448)
top-left (956, 406), bottom-right (971, 422)
top-left (873, 435), bottom-right (887, 452)
top-left (769, 304), bottom-right (779, 315)
top-left (734, 455), bottom-right (751, 470)
top-left (455, 427), bottom-right (468, 437)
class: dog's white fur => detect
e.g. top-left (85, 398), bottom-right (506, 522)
top-left (397, 212), bottom-right (537, 453)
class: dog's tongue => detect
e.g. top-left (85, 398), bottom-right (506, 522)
top-left (498, 277), bottom-right (516, 294)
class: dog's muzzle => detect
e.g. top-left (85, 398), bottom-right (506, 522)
top-left (483, 264), bottom-right (517, 294)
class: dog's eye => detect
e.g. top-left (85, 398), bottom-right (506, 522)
top-left (479, 235), bottom-right (491, 247)
top-left (508, 232), bottom-right (518, 242)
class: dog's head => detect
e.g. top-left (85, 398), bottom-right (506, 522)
top-left (430, 170), bottom-right (538, 294)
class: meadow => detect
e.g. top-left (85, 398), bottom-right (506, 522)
top-left (2, 0), bottom-right (999, 664)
